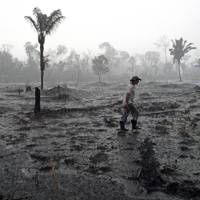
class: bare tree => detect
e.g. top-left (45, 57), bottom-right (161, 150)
top-left (128, 56), bottom-right (136, 75)
top-left (144, 51), bottom-right (160, 78)
top-left (155, 35), bottom-right (170, 64)
top-left (1, 44), bottom-right (13, 53)
top-left (92, 55), bottom-right (109, 82)
top-left (66, 50), bottom-right (81, 86)
top-left (193, 58), bottom-right (200, 68)
top-left (24, 42), bottom-right (39, 66)
top-left (99, 42), bottom-right (118, 70)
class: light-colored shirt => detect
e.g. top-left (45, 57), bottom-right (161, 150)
top-left (122, 84), bottom-right (135, 106)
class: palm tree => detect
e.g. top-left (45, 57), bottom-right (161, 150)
top-left (169, 38), bottom-right (196, 82)
top-left (25, 7), bottom-right (65, 89)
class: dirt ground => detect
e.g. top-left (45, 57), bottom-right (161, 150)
top-left (0, 81), bottom-right (200, 200)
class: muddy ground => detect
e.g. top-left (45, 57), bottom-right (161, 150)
top-left (0, 81), bottom-right (200, 200)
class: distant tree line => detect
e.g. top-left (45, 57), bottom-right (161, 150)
top-left (0, 39), bottom-right (199, 84)
top-left (0, 7), bottom-right (199, 85)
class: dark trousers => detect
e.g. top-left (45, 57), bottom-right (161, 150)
top-left (120, 103), bottom-right (138, 123)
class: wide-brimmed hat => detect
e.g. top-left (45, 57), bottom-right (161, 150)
top-left (130, 76), bottom-right (142, 81)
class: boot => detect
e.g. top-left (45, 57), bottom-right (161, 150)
top-left (131, 119), bottom-right (137, 130)
top-left (120, 121), bottom-right (128, 131)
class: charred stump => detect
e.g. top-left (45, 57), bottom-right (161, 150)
top-left (34, 87), bottom-right (40, 113)
top-left (18, 88), bottom-right (21, 96)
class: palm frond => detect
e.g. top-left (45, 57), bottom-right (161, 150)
top-left (48, 9), bottom-right (63, 22)
top-left (46, 16), bottom-right (65, 34)
top-left (24, 16), bottom-right (39, 32)
top-left (171, 40), bottom-right (176, 49)
top-left (45, 9), bottom-right (65, 34)
top-left (180, 38), bottom-right (183, 44)
top-left (185, 43), bottom-right (194, 49)
top-left (175, 39), bottom-right (179, 46)
top-left (183, 40), bottom-right (187, 48)
top-left (169, 48), bottom-right (174, 55)
top-left (183, 46), bottom-right (196, 54)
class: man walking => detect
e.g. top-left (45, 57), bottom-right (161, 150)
top-left (119, 76), bottom-right (141, 131)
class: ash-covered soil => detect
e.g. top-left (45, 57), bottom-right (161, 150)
top-left (0, 82), bottom-right (200, 200)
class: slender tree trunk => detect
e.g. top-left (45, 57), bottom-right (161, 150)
top-left (34, 87), bottom-right (40, 113)
top-left (40, 43), bottom-right (44, 90)
top-left (164, 47), bottom-right (167, 64)
top-left (98, 74), bottom-right (101, 82)
top-left (41, 70), bottom-right (44, 90)
top-left (76, 67), bottom-right (81, 86)
top-left (178, 61), bottom-right (182, 82)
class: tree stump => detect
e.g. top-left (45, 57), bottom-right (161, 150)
top-left (34, 87), bottom-right (40, 113)
top-left (18, 88), bottom-right (21, 96)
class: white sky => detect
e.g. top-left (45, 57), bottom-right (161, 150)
top-left (0, 0), bottom-right (200, 60)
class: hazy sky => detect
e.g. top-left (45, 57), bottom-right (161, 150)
top-left (0, 0), bottom-right (200, 60)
